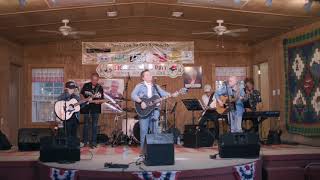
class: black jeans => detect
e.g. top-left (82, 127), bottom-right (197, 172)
top-left (63, 117), bottom-right (78, 138)
top-left (83, 113), bottom-right (100, 145)
top-left (199, 110), bottom-right (220, 140)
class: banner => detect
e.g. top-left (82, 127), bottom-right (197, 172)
top-left (96, 63), bottom-right (184, 78)
top-left (82, 41), bottom-right (194, 64)
top-left (284, 28), bottom-right (320, 136)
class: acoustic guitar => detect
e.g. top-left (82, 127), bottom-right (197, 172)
top-left (54, 94), bottom-right (111, 121)
top-left (215, 95), bottom-right (237, 114)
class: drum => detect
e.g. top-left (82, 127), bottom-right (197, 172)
top-left (121, 118), bottom-right (138, 136)
top-left (133, 122), bottom-right (140, 142)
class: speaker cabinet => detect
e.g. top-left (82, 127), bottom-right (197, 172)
top-left (143, 133), bottom-right (174, 166)
top-left (40, 136), bottom-right (80, 162)
top-left (219, 132), bottom-right (260, 158)
top-left (183, 125), bottom-right (214, 148)
top-left (18, 128), bottom-right (52, 151)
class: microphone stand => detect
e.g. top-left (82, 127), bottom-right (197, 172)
top-left (124, 73), bottom-right (130, 144)
top-left (225, 82), bottom-right (232, 133)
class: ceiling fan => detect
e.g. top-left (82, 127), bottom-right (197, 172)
top-left (37, 19), bottom-right (96, 38)
top-left (192, 20), bottom-right (248, 37)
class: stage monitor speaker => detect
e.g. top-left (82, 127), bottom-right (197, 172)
top-left (18, 128), bottom-right (52, 151)
top-left (183, 125), bottom-right (214, 148)
top-left (39, 136), bottom-right (80, 162)
top-left (143, 133), bottom-right (174, 166)
top-left (219, 132), bottom-right (260, 158)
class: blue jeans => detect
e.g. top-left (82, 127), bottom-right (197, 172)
top-left (228, 104), bottom-right (244, 133)
top-left (83, 113), bottom-right (99, 145)
top-left (139, 110), bottom-right (160, 150)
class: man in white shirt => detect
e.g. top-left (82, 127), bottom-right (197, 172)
top-left (199, 84), bottom-right (221, 140)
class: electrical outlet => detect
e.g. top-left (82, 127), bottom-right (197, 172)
top-left (272, 90), bottom-right (276, 96)
top-left (277, 89), bottom-right (280, 95)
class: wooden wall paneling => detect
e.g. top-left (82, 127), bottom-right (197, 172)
top-left (22, 36), bottom-right (252, 137)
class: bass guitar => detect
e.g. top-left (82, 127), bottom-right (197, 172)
top-left (135, 88), bottom-right (188, 117)
top-left (54, 96), bottom-right (110, 121)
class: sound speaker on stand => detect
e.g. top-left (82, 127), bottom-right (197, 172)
top-left (218, 132), bottom-right (260, 158)
top-left (143, 133), bottom-right (174, 166)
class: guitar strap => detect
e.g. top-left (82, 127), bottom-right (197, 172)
top-left (153, 84), bottom-right (162, 97)
top-left (207, 91), bottom-right (215, 107)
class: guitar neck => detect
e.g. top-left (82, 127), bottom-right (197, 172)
top-left (154, 94), bottom-right (176, 104)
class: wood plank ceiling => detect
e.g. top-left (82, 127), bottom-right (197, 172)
top-left (0, 0), bottom-right (319, 44)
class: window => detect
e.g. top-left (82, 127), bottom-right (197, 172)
top-left (32, 68), bottom-right (64, 122)
top-left (215, 67), bottom-right (247, 90)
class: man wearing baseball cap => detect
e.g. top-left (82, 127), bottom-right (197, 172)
top-left (57, 81), bottom-right (80, 138)
top-left (199, 84), bottom-right (220, 141)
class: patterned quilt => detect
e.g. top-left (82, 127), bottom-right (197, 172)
top-left (284, 28), bottom-right (320, 136)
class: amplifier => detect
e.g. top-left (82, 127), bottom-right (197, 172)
top-left (183, 125), bottom-right (214, 148)
top-left (18, 128), bottom-right (52, 151)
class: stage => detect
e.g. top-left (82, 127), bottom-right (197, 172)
top-left (0, 144), bottom-right (320, 180)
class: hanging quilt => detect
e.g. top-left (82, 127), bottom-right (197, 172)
top-left (284, 28), bottom-right (320, 136)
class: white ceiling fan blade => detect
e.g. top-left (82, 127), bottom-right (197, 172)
top-left (224, 32), bottom-right (240, 37)
top-left (192, 32), bottom-right (216, 35)
top-left (70, 31), bottom-right (96, 36)
top-left (225, 28), bottom-right (248, 33)
top-left (37, 30), bottom-right (61, 34)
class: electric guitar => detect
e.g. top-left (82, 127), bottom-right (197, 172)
top-left (216, 95), bottom-right (237, 114)
top-left (54, 94), bottom-right (110, 121)
top-left (135, 88), bottom-right (188, 117)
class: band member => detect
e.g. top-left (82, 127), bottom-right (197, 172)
top-left (131, 70), bottom-right (175, 150)
top-left (80, 73), bottom-right (104, 148)
top-left (57, 81), bottom-right (80, 138)
top-left (215, 76), bottom-right (245, 133)
top-left (244, 78), bottom-right (262, 112)
top-left (243, 78), bottom-right (262, 132)
top-left (199, 84), bottom-right (220, 140)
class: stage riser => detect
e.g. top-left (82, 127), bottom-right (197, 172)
top-left (262, 154), bottom-right (320, 180)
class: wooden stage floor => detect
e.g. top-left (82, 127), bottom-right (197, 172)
top-left (0, 144), bottom-right (319, 180)
top-left (0, 144), bottom-right (319, 171)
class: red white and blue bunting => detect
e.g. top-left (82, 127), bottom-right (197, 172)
top-left (234, 161), bottom-right (256, 180)
top-left (133, 171), bottom-right (179, 180)
top-left (50, 167), bottom-right (78, 180)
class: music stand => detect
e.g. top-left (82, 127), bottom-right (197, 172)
top-left (182, 99), bottom-right (204, 125)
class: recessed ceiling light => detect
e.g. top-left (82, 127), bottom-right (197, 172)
top-left (172, 11), bottom-right (183, 17)
top-left (107, 11), bottom-right (118, 17)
